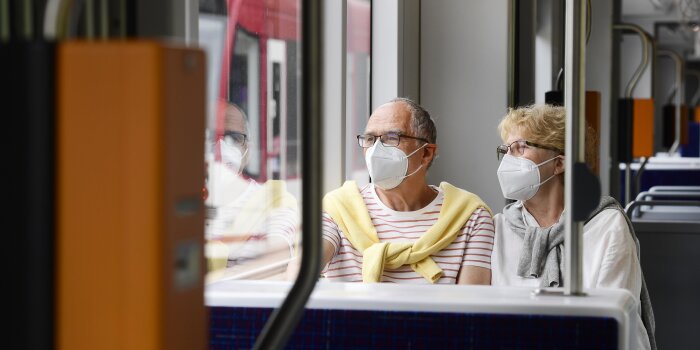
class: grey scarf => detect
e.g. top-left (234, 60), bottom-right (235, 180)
top-left (502, 201), bottom-right (565, 287)
top-left (502, 196), bottom-right (656, 349)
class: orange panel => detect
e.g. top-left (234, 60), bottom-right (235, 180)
top-left (695, 107), bottom-right (700, 123)
top-left (585, 91), bottom-right (601, 176)
top-left (632, 99), bottom-right (654, 158)
top-left (57, 41), bottom-right (206, 350)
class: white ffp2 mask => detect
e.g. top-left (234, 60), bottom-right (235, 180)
top-left (220, 140), bottom-right (248, 174)
top-left (365, 141), bottom-right (427, 190)
top-left (496, 154), bottom-right (559, 201)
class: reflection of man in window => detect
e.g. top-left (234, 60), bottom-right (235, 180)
top-left (316, 98), bottom-right (494, 284)
top-left (205, 102), bottom-right (298, 276)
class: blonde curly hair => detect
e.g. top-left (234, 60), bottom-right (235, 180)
top-left (497, 104), bottom-right (598, 173)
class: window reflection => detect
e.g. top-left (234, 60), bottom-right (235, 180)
top-left (204, 101), bottom-right (300, 281)
top-left (199, 0), bottom-right (372, 282)
top-left (199, 0), bottom-right (302, 282)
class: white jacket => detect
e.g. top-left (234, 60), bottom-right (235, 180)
top-left (492, 202), bottom-right (650, 350)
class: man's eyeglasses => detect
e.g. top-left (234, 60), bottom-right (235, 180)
top-left (496, 140), bottom-right (562, 160)
top-left (357, 132), bottom-right (430, 148)
top-left (223, 131), bottom-right (248, 148)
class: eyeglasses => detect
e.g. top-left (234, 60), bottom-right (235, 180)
top-left (496, 140), bottom-right (562, 160)
top-left (357, 132), bottom-right (430, 148)
top-left (223, 131), bottom-right (248, 148)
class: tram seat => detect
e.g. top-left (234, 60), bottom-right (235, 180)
top-left (627, 187), bottom-right (700, 221)
top-left (619, 158), bottom-right (700, 199)
top-left (625, 189), bottom-right (700, 350)
top-left (207, 282), bottom-right (639, 349)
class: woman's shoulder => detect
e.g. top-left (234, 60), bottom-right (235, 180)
top-left (491, 211), bottom-right (514, 241)
top-left (585, 208), bottom-right (633, 242)
top-left (492, 211), bottom-right (505, 224)
top-left (587, 207), bottom-right (627, 227)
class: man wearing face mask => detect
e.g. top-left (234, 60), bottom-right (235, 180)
top-left (317, 98), bottom-right (494, 285)
top-left (491, 104), bottom-right (655, 350)
top-left (205, 102), bottom-right (298, 270)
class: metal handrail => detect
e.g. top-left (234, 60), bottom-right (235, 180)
top-left (649, 185), bottom-right (700, 192)
top-left (687, 69), bottom-right (700, 106)
top-left (612, 24), bottom-right (654, 205)
top-left (563, 0), bottom-right (587, 296)
top-left (635, 191), bottom-right (700, 201)
top-left (613, 24), bottom-right (651, 98)
top-left (633, 156), bottom-right (650, 199)
top-left (625, 199), bottom-right (700, 219)
top-left (23, 0), bottom-right (33, 39)
top-left (507, 0), bottom-right (516, 108)
top-left (0, 0), bottom-right (9, 42)
top-left (253, 0), bottom-right (324, 349)
top-left (657, 50), bottom-right (684, 155)
top-left (665, 84), bottom-right (677, 105)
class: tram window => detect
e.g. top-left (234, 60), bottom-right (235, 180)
top-left (230, 29), bottom-right (261, 178)
top-left (346, 0), bottom-right (372, 184)
top-left (199, 0), bottom-right (302, 282)
top-left (199, 0), bottom-right (372, 283)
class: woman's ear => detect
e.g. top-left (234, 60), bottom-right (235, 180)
top-left (554, 155), bottom-right (565, 175)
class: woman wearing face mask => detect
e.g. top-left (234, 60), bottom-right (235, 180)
top-left (491, 104), bottom-right (655, 350)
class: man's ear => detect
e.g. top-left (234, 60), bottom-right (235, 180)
top-left (424, 144), bottom-right (438, 165)
top-left (240, 146), bottom-right (250, 173)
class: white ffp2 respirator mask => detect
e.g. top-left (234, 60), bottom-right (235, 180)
top-left (365, 141), bottom-right (427, 190)
top-left (220, 140), bottom-right (248, 174)
top-left (496, 154), bottom-right (560, 201)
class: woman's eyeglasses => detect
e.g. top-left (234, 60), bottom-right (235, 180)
top-left (496, 140), bottom-right (562, 160)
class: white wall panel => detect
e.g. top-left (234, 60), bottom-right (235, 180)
top-left (421, 0), bottom-right (509, 211)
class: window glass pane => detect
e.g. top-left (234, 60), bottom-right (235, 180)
top-left (199, 0), bottom-right (301, 282)
top-left (346, 0), bottom-right (372, 184)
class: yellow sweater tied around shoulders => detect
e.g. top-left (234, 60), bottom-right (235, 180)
top-left (323, 181), bottom-right (491, 283)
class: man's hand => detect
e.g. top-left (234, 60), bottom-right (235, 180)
top-left (285, 240), bottom-right (336, 280)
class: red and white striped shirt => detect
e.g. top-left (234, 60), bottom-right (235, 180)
top-left (321, 184), bottom-right (495, 284)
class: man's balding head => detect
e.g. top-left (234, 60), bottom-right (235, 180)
top-left (225, 103), bottom-right (249, 135)
top-left (386, 98), bottom-right (437, 145)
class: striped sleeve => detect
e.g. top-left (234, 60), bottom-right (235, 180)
top-left (461, 207), bottom-right (495, 269)
top-left (263, 207), bottom-right (299, 257)
top-left (321, 211), bottom-right (341, 257)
